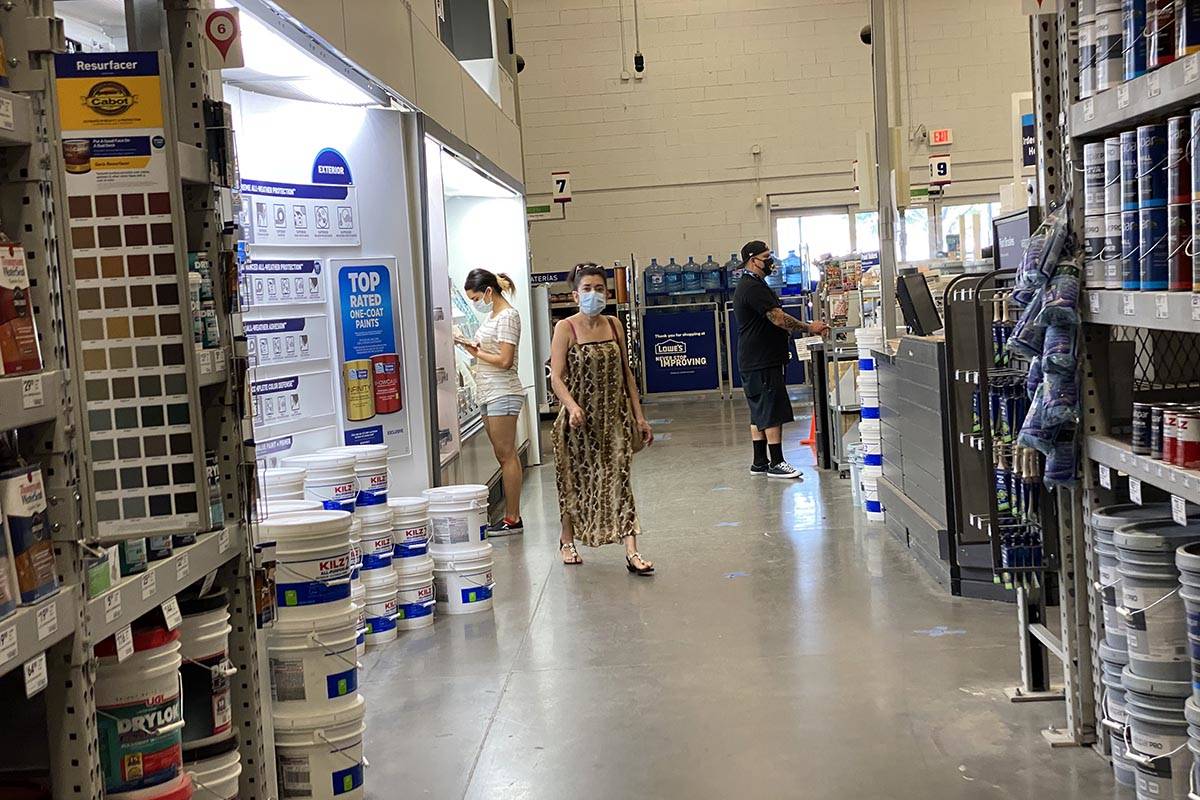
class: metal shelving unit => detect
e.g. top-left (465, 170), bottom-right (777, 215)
top-left (1082, 289), bottom-right (1200, 332)
top-left (0, 590), bottom-right (76, 679)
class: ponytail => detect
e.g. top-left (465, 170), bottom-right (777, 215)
top-left (463, 268), bottom-right (515, 298)
top-left (496, 272), bottom-right (515, 296)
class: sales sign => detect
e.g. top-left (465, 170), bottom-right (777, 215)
top-left (642, 309), bottom-right (720, 394)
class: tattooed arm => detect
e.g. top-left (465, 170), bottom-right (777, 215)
top-left (767, 307), bottom-right (830, 336)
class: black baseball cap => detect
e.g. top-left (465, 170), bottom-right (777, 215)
top-left (741, 240), bottom-right (769, 265)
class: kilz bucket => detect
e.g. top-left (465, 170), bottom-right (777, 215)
top-left (389, 497), bottom-right (430, 559)
top-left (94, 625), bottom-right (185, 796)
top-left (1094, 504), bottom-right (1171, 650)
top-left (1123, 667), bottom-right (1192, 800)
top-left (268, 604), bottom-right (360, 715)
top-left (1116, 518), bottom-right (1200, 680)
top-left (355, 504), bottom-right (393, 573)
top-left (432, 542), bottom-right (494, 615)
top-left (320, 444), bottom-right (388, 508)
top-left (274, 695), bottom-right (365, 800)
top-left (178, 593), bottom-right (234, 755)
top-left (423, 485), bottom-right (488, 548)
top-left (395, 554), bottom-right (435, 630)
top-left (284, 454), bottom-right (357, 512)
top-left (186, 747), bottom-right (241, 800)
top-left (364, 569), bottom-right (399, 645)
top-left (261, 511), bottom-right (353, 621)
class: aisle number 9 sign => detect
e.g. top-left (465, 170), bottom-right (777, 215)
top-left (929, 154), bottom-right (952, 186)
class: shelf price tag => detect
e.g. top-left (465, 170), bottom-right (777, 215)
top-left (1100, 464), bottom-right (1112, 489)
top-left (141, 570), bottom-right (157, 601)
top-left (176, 553), bottom-right (189, 582)
top-left (1193, 295), bottom-right (1200, 322)
top-left (1130, 477), bottom-right (1143, 505)
top-left (1174, 495), bottom-right (1189, 526)
top-left (35, 602), bottom-right (57, 641)
top-left (162, 597), bottom-right (182, 630)
top-left (114, 624), bottom-right (134, 662)
top-left (20, 376), bottom-right (43, 410)
top-left (1089, 292), bottom-right (1101, 314)
top-left (1083, 97), bottom-right (1096, 122)
top-left (1156, 294), bottom-right (1170, 319)
top-left (218, 529), bottom-right (230, 554)
top-left (1148, 71), bottom-right (1162, 99)
top-left (1117, 83), bottom-right (1131, 109)
top-left (0, 625), bottom-right (17, 667)
top-left (103, 591), bottom-right (121, 624)
top-left (1188, 53), bottom-right (1200, 84)
top-left (1122, 292), bottom-right (1137, 316)
top-left (23, 653), bottom-right (47, 698)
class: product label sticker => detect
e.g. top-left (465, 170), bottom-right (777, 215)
top-left (1117, 83), bottom-right (1130, 109)
top-left (20, 376), bottom-right (42, 410)
top-left (219, 528), bottom-right (230, 554)
top-left (23, 652), bottom-right (46, 698)
top-left (1122, 292), bottom-right (1136, 316)
top-left (175, 553), bottom-right (189, 581)
top-left (1083, 97), bottom-right (1095, 122)
top-left (1174, 495), bottom-right (1188, 526)
top-left (1099, 464), bottom-right (1112, 489)
top-left (141, 569), bottom-right (156, 600)
top-left (1088, 291), bottom-right (1100, 314)
top-left (1130, 477), bottom-right (1143, 505)
top-left (0, 96), bottom-right (14, 132)
top-left (114, 623), bottom-right (134, 662)
top-left (0, 625), bottom-right (16, 666)
top-left (35, 601), bottom-right (57, 641)
top-left (1188, 53), bottom-right (1200, 84)
top-left (103, 590), bottom-right (121, 623)
top-left (1193, 295), bottom-right (1200, 322)
top-left (162, 596), bottom-right (182, 629)
top-left (1148, 70), bottom-right (1162, 99)
top-left (1156, 294), bottom-right (1169, 319)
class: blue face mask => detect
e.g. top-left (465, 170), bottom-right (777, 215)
top-left (579, 291), bottom-right (606, 316)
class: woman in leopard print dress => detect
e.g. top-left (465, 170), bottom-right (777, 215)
top-left (549, 264), bottom-right (655, 574)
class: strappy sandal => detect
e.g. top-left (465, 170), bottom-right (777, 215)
top-left (560, 541), bottom-right (582, 565)
top-left (626, 552), bottom-right (655, 575)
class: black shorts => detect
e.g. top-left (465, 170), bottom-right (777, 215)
top-left (741, 366), bottom-right (795, 430)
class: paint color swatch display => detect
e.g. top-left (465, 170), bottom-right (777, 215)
top-left (56, 52), bottom-right (204, 534)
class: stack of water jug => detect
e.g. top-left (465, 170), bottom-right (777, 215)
top-left (856, 326), bottom-right (884, 522)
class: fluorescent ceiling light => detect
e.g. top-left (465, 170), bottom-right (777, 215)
top-left (441, 151), bottom-right (516, 200)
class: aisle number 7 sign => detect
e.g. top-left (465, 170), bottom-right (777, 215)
top-left (552, 170), bottom-right (572, 203)
top-left (929, 154), bottom-right (952, 186)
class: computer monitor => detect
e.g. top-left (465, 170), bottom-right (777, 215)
top-left (897, 271), bottom-right (943, 336)
top-left (992, 207), bottom-right (1041, 271)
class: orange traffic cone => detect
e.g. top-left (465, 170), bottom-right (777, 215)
top-left (801, 415), bottom-right (816, 446)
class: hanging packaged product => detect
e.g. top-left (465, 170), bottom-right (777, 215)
top-left (0, 466), bottom-right (56, 604)
top-left (0, 245), bottom-right (42, 375)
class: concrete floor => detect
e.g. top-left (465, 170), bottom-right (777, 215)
top-left (360, 400), bottom-right (1118, 799)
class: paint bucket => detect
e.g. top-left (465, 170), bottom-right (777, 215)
top-left (1186, 696), bottom-right (1200, 798)
top-left (0, 466), bottom-right (56, 604)
top-left (395, 554), bottom-right (435, 630)
top-left (1086, 142), bottom-right (1107, 216)
top-left (356, 504), bottom-right (393, 577)
top-left (319, 445), bottom-right (389, 508)
top-left (1096, 503), bottom-right (1173, 651)
top-left (389, 497), bottom-right (431, 559)
top-left (260, 510), bottom-right (352, 621)
top-left (351, 583), bottom-right (366, 656)
top-left (274, 695), bottom-right (365, 800)
top-left (94, 625), bottom-right (185, 796)
top-left (259, 467), bottom-right (306, 502)
top-left (1123, 667), bottom-right (1191, 799)
top-left (1149, 0), bottom-right (1177, 68)
top-left (268, 603), bottom-right (360, 714)
top-left (423, 485), bottom-right (489, 548)
top-left (1181, 0), bottom-right (1200, 55)
top-left (1125, 0), bottom-right (1148, 80)
top-left (1081, 14), bottom-right (1097, 99)
top-left (256, 498), bottom-right (322, 521)
top-left (1141, 206), bottom-right (1170, 290)
top-left (342, 359), bottom-right (375, 422)
top-left (431, 542), bottom-right (495, 616)
top-left (1099, 10), bottom-right (1127, 90)
top-left (284, 454), bottom-right (357, 512)
top-left (1101, 642), bottom-right (1137, 786)
top-left (1117, 518), bottom-right (1200, 680)
top-left (364, 568), bottom-right (398, 645)
top-left (1174, 541), bottom-right (1200, 701)
top-left (370, 353), bottom-right (402, 414)
top-left (178, 592), bottom-right (234, 755)
top-left (186, 748), bottom-right (241, 800)
top-left (348, 517), bottom-right (361, 583)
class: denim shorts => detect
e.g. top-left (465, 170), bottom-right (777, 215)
top-left (481, 394), bottom-right (524, 417)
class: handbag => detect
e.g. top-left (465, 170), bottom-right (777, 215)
top-left (608, 316), bottom-right (648, 454)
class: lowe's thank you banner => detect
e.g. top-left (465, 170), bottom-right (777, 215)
top-left (642, 308), bottom-right (721, 393)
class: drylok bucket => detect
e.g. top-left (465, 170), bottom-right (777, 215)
top-left (283, 454), bottom-right (358, 512)
top-left (178, 593), bottom-right (234, 755)
top-left (260, 511), bottom-right (352, 621)
top-left (364, 569), bottom-right (399, 645)
top-left (423, 485), bottom-right (488, 548)
top-left (1100, 642), bottom-right (1135, 786)
top-left (320, 445), bottom-right (389, 508)
top-left (274, 695), bottom-right (365, 800)
top-left (355, 504), bottom-right (393, 573)
top-left (431, 542), bottom-right (494, 615)
top-left (395, 554), bottom-right (435, 630)
top-left (389, 497), bottom-right (431, 559)
top-left (94, 625), bottom-right (185, 796)
top-left (1174, 541), bottom-right (1200, 703)
top-left (186, 747), bottom-right (241, 800)
top-left (1115, 519), bottom-right (1200, 681)
top-left (1123, 667), bottom-right (1192, 800)
top-left (1094, 504), bottom-right (1171, 650)
top-left (268, 604), bottom-right (360, 715)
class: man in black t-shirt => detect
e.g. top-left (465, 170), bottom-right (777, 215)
top-left (732, 240), bottom-right (828, 478)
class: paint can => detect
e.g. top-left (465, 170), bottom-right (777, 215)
top-left (1169, 203), bottom-right (1193, 290)
top-left (1127, 0), bottom-right (1149, 79)
top-left (178, 592), bottom-right (234, 755)
top-left (0, 467), bottom-right (55, 604)
top-left (342, 360), bottom-right (375, 422)
top-left (431, 542), bottom-right (494, 615)
top-left (389, 497), bottom-right (430, 559)
top-left (1141, 205), bottom-right (1170, 290)
top-left (1166, 406), bottom-right (1182, 464)
top-left (1177, 411), bottom-right (1200, 468)
top-left (283, 454), bottom-right (357, 512)
top-left (1086, 215), bottom-right (1106, 269)
top-left (423, 485), bottom-right (489, 548)
top-left (370, 353), bottom-right (402, 414)
top-left (268, 603), bottom-right (359, 715)
top-left (1081, 14), bottom-right (1098, 100)
top-left (260, 510), bottom-right (353, 622)
top-left (1140, 124), bottom-right (1169, 208)
top-left (1108, 135), bottom-right (1124, 210)
top-left (1153, 405), bottom-right (1167, 460)
top-left (274, 698), bottom-right (365, 800)
top-left (1180, 0), bottom-right (1200, 55)
top-left (1149, 0), bottom-right (1177, 68)
top-left (186, 748), bottom-right (241, 800)
top-left (1134, 402), bottom-right (1154, 455)
top-left (1124, 129), bottom-right (1142, 212)
top-left (1125, 209), bottom-right (1144, 289)
top-left (1099, 10), bottom-right (1127, 90)
top-left (1106, 212), bottom-right (1124, 288)
top-left (1123, 667), bottom-right (1191, 799)
top-left (394, 554), bottom-right (435, 630)
top-left (1086, 141), bottom-right (1107, 216)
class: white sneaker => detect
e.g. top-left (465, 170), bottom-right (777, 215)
top-left (767, 461), bottom-right (802, 480)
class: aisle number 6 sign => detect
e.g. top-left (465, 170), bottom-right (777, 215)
top-left (204, 9), bottom-right (245, 69)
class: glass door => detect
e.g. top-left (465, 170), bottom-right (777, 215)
top-left (773, 209), bottom-right (852, 293)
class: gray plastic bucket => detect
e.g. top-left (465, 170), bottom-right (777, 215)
top-left (1123, 667), bottom-right (1191, 800)
top-left (1094, 504), bottom-right (1171, 649)
top-left (1101, 642), bottom-right (1135, 786)
top-left (1176, 542), bottom-right (1200, 705)
top-left (1184, 696), bottom-right (1200, 800)
top-left (1116, 519), bottom-right (1200, 681)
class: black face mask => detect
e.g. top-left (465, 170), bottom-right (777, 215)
top-left (758, 256), bottom-right (776, 275)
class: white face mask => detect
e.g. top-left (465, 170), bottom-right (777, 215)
top-left (471, 291), bottom-right (493, 315)
top-left (579, 291), bottom-right (606, 316)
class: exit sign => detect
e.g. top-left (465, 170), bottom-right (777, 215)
top-left (930, 128), bottom-right (953, 146)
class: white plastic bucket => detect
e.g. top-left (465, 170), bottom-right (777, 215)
top-left (395, 554), bottom-right (435, 630)
top-left (274, 695), bottom-right (365, 800)
top-left (348, 517), bottom-right (362, 581)
top-left (95, 626), bottom-right (185, 796)
top-left (260, 511), bottom-right (352, 621)
top-left (268, 604), bottom-right (360, 715)
top-left (284, 454), bottom-right (358, 512)
top-left (321, 444), bottom-right (389, 508)
top-left (351, 584), bottom-right (366, 656)
top-left (423, 485), bottom-right (488, 547)
top-left (178, 596), bottom-right (233, 754)
top-left (259, 467), bottom-right (305, 501)
top-left (389, 497), bottom-right (430, 559)
top-left (364, 570), bottom-right (399, 645)
top-left (356, 504), bottom-right (393, 573)
top-left (186, 748), bottom-right (241, 800)
top-left (431, 542), bottom-right (494, 615)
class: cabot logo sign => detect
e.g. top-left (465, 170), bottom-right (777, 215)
top-left (83, 81), bottom-right (137, 116)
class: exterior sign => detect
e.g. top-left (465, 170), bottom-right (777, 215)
top-left (242, 148), bottom-right (361, 247)
top-left (642, 309), bottom-right (720, 393)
